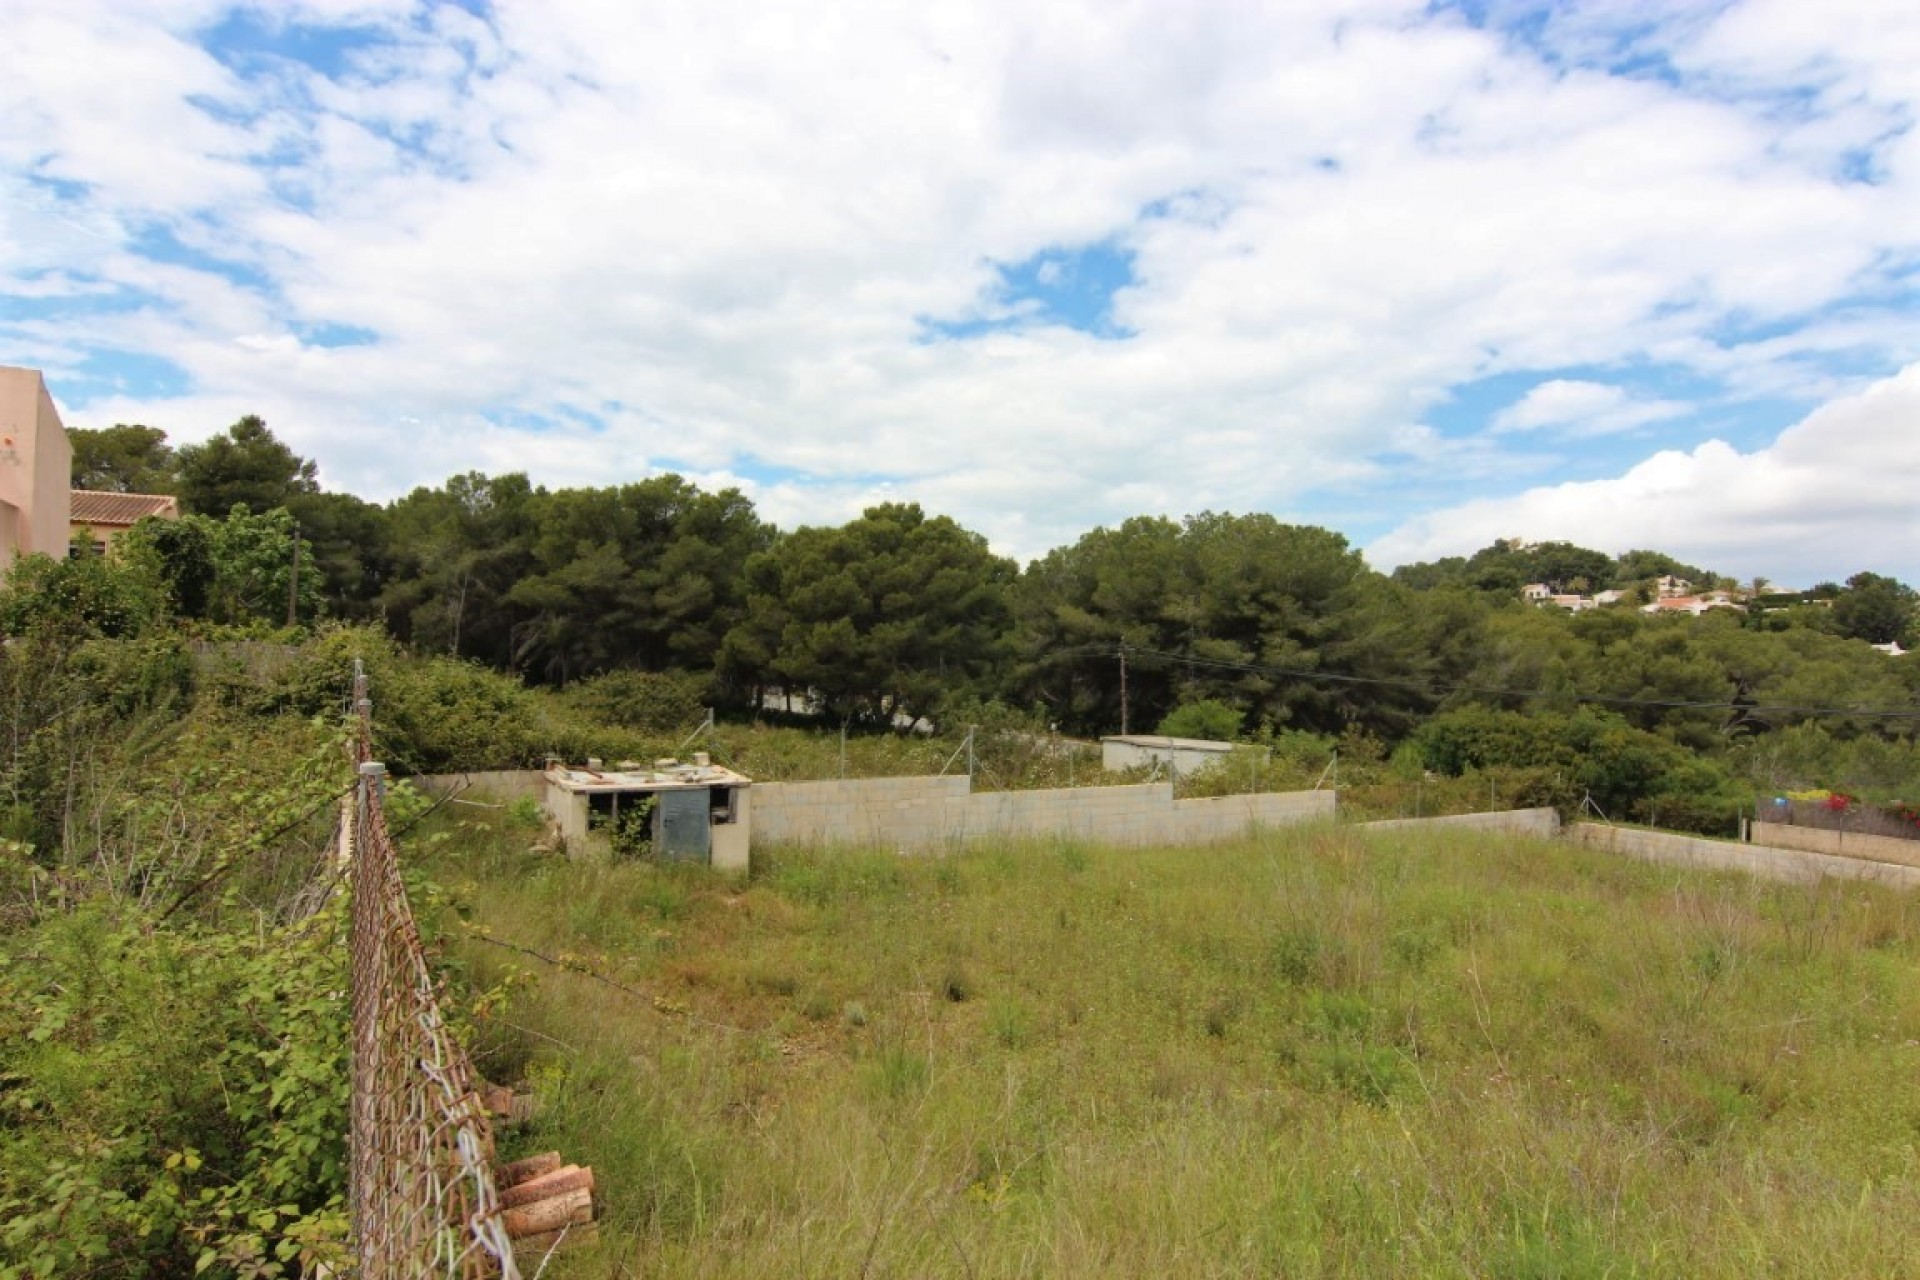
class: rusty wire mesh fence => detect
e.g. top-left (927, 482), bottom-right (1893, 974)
top-left (346, 662), bottom-right (522, 1278)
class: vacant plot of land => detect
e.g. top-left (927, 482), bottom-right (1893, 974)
top-left (429, 818), bottom-right (1920, 1278)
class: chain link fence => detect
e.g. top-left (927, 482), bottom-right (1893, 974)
top-left (1755, 796), bottom-right (1920, 843)
top-left (347, 662), bottom-right (522, 1278)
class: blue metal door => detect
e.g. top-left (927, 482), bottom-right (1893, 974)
top-left (656, 788), bottom-right (711, 863)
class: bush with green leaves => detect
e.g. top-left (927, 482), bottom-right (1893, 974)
top-left (1157, 698), bottom-right (1244, 742)
top-left (561, 668), bottom-right (711, 732)
top-left (0, 627), bottom-right (363, 1277)
top-left (0, 551), bottom-right (165, 640)
top-left (250, 624), bottom-right (655, 773)
top-left (0, 900), bottom-right (351, 1278)
top-left (1414, 705), bottom-right (1750, 833)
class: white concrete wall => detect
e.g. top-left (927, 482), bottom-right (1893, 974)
top-left (751, 776), bottom-right (1332, 850)
top-left (1568, 822), bottom-right (1920, 888)
top-left (1100, 739), bottom-right (1232, 775)
top-left (1747, 823), bottom-right (1920, 870)
top-left (712, 788), bottom-right (750, 874)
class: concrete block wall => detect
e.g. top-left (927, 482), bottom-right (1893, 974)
top-left (749, 777), bottom-right (1334, 851)
top-left (749, 776), bottom-right (970, 847)
top-left (1359, 808), bottom-right (1561, 838)
top-left (954, 783), bottom-right (1175, 846)
top-left (1568, 822), bottom-right (1920, 888)
top-left (1169, 790), bottom-right (1334, 844)
top-left (1747, 823), bottom-right (1920, 870)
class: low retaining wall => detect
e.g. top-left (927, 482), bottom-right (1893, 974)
top-left (1748, 823), bottom-right (1920, 870)
top-left (751, 776), bottom-right (1332, 850)
top-left (1358, 808), bottom-right (1560, 838)
top-left (1569, 822), bottom-right (1920, 888)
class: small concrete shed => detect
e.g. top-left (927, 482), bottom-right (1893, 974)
top-left (1100, 734), bottom-right (1235, 776)
top-left (544, 757), bottom-right (751, 872)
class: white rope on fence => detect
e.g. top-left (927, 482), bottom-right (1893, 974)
top-left (345, 661), bottom-right (522, 1279)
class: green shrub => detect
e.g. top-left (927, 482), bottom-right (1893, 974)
top-left (1157, 698), bottom-right (1243, 742)
top-left (563, 669), bottom-right (711, 731)
top-left (0, 900), bottom-right (350, 1276)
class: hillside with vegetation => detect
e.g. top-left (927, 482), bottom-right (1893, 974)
top-left (57, 413), bottom-right (1920, 827)
top-left (0, 415), bottom-right (1912, 1273)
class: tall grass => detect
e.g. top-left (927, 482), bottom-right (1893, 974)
top-left (423, 814), bottom-right (1920, 1278)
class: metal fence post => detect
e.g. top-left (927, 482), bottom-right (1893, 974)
top-left (344, 668), bottom-right (520, 1279)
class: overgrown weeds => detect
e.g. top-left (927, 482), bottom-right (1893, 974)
top-left (430, 814), bottom-right (1920, 1277)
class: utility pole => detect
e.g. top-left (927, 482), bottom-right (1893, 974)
top-left (286, 520), bottom-right (301, 628)
top-left (1118, 644), bottom-right (1129, 736)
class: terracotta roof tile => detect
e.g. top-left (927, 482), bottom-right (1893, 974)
top-left (70, 490), bottom-right (180, 526)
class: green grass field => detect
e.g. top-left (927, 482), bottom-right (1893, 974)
top-left (425, 815), bottom-right (1920, 1278)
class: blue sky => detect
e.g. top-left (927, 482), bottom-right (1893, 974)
top-left (2, 0), bottom-right (1916, 583)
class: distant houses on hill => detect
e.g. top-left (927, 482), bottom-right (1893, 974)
top-left (1520, 572), bottom-right (1747, 617)
top-left (1513, 575), bottom-right (1877, 631)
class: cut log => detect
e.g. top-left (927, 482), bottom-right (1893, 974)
top-left (507, 1092), bottom-right (543, 1126)
top-left (500, 1164), bottom-right (594, 1210)
top-left (512, 1220), bottom-right (599, 1260)
top-left (498, 1151), bottom-right (562, 1188)
top-left (502, 1186), bottom-right (593, 1239)
top-left (481, 1082), bottom-right (515, 1117)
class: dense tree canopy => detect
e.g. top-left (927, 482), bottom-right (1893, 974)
top-left (25, 410), bottom-right (1920, 822)
top-left (723, 502), bottom-right (1014, 723)
top-left (504, 476), bottom-right (774, 682)
top-left (382, 471), bottom-right (538, 662)
top-left (68, 423), bottom-right (177, 493)
top-left (1012, 513), bottom-right (1435, 736)
top-left (1831, 572), bottom-right (1918, 646)
top-left (176, 416), bottom-right (319, 517)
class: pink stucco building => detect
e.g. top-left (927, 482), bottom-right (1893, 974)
top-left (0, 366), bottom-right (73, 569)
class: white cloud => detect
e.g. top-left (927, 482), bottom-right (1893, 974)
top-left (1, 0), bottom-right (1918, 573)
top-left (1491, 380), bottom-right (1689, 436)
top-left (1368, 362), bottom-right (1920, 584)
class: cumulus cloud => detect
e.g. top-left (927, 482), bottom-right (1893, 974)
top-left (1490, 380), bottom-right (1689, 436)
top-left (1368, 362), bottom-right (1920, 584)
top-left (1, 0), bottom-right (1917, 571)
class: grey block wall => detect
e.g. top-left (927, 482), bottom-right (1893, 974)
top-left (750, 777), bottom-right (1333, 850)
top-left (1358, 808), bottom-right (1561, 837)
top-left (1568, 822), bottom-right (1920, 888)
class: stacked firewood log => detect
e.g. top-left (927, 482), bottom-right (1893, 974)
top-left (483, 1082), bottom-right (596, 1259)
top-left (497, 1151), bottom-right (597, 1256)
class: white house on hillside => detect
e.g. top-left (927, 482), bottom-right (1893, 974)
top-left (1654, 574), bottom-right (1693, 599)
